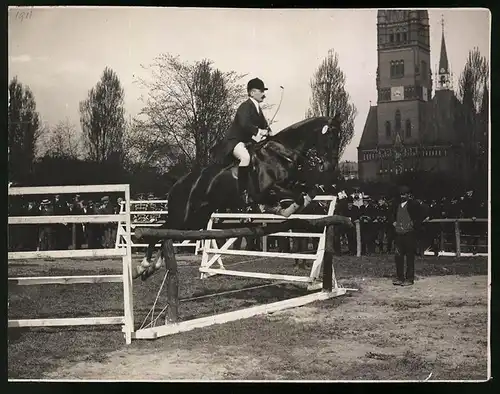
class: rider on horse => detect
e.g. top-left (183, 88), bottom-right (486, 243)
top-left (218, 77), bottom-right (272, 200)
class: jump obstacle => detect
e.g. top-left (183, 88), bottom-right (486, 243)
top-left (132, 212), bottom-right (354, 340)
top-left (115, 200), bottom-right (201, 254)
top-left (8, 185), bottom-right (353, 344)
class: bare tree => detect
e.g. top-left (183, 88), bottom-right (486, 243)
top-left (38, 118), bottom-right (82, 159)
top-left (124, 118), bottom-right (186, 173)
top-left (134, 54), bottom-right (266, 170)
top-left (8, 77), bottom-right (42, 182)
top-left (306, 49), bottom-right (357, 158)
top-left (477, 82), bottom-right (489, 172)
top-left (457, 47), bottom-right (489, 113)
top-left (457, 47), bottom-right (489, 171)
top-left (79, 67), bottom-right (126, 164)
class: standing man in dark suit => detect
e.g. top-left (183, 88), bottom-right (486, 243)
top-left (217, 77), bottom-right (271, 198)
top-left (391, 185), bottom-right (429, 286)
top-left (343, 197), bottom-right (359, 255)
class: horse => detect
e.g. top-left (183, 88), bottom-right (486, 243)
top-left (133, 115), bottom-right (343, 280)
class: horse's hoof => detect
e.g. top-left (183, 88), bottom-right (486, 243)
top-left (154, 258), bottom-right (164, 270)
top-left (141, 264), bottom-right (157, 281)
top-left (140, 258), bottom-right (151, 268)
top-left (132, 267), bottom-right (144, 280)
top-left (140, 270), bottom-right (151, 281)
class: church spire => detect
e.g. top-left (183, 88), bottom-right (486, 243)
top-left (437, 15), bottom-right (452, 90)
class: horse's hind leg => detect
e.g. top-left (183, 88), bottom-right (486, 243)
top-left (140, 243), bottom-right (164, 280)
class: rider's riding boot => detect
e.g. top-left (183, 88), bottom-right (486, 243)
top-left (238, 166), bottom-right (250, 201)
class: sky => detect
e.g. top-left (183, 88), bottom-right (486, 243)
top-left (8, 7), bottom-right (490, 162)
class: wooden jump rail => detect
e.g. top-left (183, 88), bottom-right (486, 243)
top-left (134, 215), bottom-right (352, 241)
top-left (8, 184), bottom-right (135, 344)
top-left (131, 215), bottom-right (354, 340)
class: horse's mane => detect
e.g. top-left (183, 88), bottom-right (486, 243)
top-left (271, 116), bottom-right (328, 137)
top-left (268, 116), bottom-right (329, 148)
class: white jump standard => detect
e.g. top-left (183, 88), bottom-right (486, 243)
top-left (200, 195), bottom-right (337, 291)
top-left (8, 184), bottom-right (135, 344)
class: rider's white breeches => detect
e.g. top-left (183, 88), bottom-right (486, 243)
top-left (233, 142), bottom-right (250, 166)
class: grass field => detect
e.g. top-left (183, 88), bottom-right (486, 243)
top-left (8, 251), bottom-right (489, 381)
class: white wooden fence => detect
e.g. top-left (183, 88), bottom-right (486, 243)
top-left (422, 218), bottom-right (488, 257)
top-left (351, 218), bottom-right (488, 257)
top-left (8, 184), bottom-right (135, 344)
top-left (199, 195), bottom-right (337, 291)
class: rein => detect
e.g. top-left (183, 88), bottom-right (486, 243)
top-left (250, 134), bottom-right (331, 177)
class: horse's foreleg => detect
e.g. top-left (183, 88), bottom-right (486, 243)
top-left (260, 184), bottom-right (315, 218)
top-left (132, 239), bottom-right (163, 280)
top-left (140, 244), bottom-right (164, 281)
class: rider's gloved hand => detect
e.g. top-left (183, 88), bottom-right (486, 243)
top-left (252, 129), bottom-right (268, 142)
top-left (258, 129), bottom-right (269, 137)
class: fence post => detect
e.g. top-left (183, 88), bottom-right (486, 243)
top-left (455, 221), bottom-right (461, 257)
top-left (122, 186), bottom-right (134, 344)
top-left (323, 225), bottom-right (334, 291)
top-left (163, 239), bottom-right (179, 324)
top-left (72, 223), bottom-right (76, 250)
top-left (440, 228), bottom-right (445, 252)
top-left (355, 220), bottom-right (361, 257)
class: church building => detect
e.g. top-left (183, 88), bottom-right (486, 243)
top-left (357, 10), bottom-right (468, 181)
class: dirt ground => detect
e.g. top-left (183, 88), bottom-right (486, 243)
top-left (8, 254), bottom-right (489, 381)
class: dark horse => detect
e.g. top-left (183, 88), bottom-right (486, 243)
top-left (133, 115), bottom-right (343, 280)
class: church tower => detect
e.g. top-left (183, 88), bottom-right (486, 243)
top-left (376, 10), bottom-right (432, 146)
top-left (436, 15), bottom-right (453, 91)
top-left (358, 10), bottom-right (460, 181)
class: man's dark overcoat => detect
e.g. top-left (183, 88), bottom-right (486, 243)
top-left (215, 98), bottom-right (269, 160)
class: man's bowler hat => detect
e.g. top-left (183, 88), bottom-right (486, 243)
top-left (399, 185), bottom-right (411, 194)
top-left (247, 78), bottom-right (268, 91)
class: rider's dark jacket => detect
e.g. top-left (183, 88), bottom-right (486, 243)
top-left (215, 98), bottom-right (269, 160)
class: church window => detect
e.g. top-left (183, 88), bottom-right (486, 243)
top-left (390, 60), bottom-right (404, 78)
top-left (403, 32), bottom-right (407, 42)
top-left (396, 33), bottom-right (400, 42)
top-left (421, 60), bottom-right (427, 80)
top-left (385, 121), bottom-right (391, 138)
top-left (395, 110), bottom-right (401, 131)
top-left (405, 119), bottom-right (411, 138)
top-left (390, 33), bottom-right (394, 43)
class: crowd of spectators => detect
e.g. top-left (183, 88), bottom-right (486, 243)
top-left (221, 187), bottom-right (488, 257)
top-left (334, 188), bottom-right (488, 256)
top-left (8, 186), bottom-right (488, 256)
top-left (8, 191), bottom-right (167, 252)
